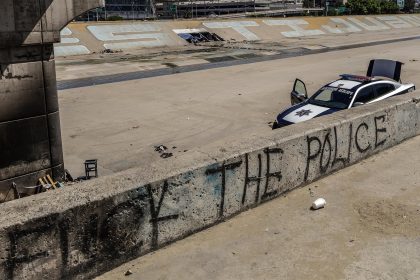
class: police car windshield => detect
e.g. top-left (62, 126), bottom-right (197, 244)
top-left (308, 86), bottom-right (354, 109)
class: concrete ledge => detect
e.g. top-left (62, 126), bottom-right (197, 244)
top-left (1, 92), bottom-right (419, 279)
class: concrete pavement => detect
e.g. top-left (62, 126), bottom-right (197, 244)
top-left (98, 134), bottom-right (420, 280)
top-left (59, 38), bottom-right (420, 178)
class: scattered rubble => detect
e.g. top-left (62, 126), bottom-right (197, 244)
top-left (177, 32), bottom-right (224, 44)
top-left (154, 145), bottom-right (168, 153)
top-left (154, 145), bottom-right (175, 158)
top-left (161, 153), bottom-right (173, 158)
top-left (101, 48), bottom-right (122, 54)
top-left (309, 187), bottom-right (315, 197)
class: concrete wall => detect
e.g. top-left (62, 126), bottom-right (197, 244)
top-left (55, 15), bottom-right (420, 56)
top-left (0, 92), bottom-right (419, 279)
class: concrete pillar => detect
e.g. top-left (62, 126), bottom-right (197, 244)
top-left (0, 0), bottom-right (104, 200)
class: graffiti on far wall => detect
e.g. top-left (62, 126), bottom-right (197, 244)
top-left (54, 15), bottom-right (420, 56)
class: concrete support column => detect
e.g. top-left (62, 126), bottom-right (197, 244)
top-left (0, 44), bottom-right (64, 196)
top-left (0, 0), bottom-right (104, 200)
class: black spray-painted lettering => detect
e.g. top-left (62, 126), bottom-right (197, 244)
top-left (147, 182), bottom-right (179, 249)
top-left (331, 125), bottom-right (352, 168)
top-left (82, 214), bottom-right (99, 258)
top-left (206, 160), bottom-right (242, 218)
top-left (5, 219), bottom-right (56, 279)
top-left (100, 198), bottom-right (145, 255)
top-left (319, 131), bottom-right (332, 174)
top-left (304, 135), bottom-right (322, 181)
top-left (374, 115), bottom-right (387, 148)
top-left (355, 122), bottom-right (371, 153)
top-left (242, 153), bottom-right (262, 205)
top-left (262, 148), bottom-right (283, 200)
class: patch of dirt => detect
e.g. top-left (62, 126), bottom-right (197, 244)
top-left (355, 199), bottom-right (420, 236)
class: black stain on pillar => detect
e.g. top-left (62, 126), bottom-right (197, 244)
top-left (304, 136), bottom-right (322, 181)
top-left (374, 115), bottom-right (387, 148)
top-left (355, 122), bottom-right (371, 153)
top-left (319, 131), bottom-right (332, 174)
top-left (206, 160), bottom-right (242, 218)
top-left (147, 182), bottom-right (179, 249)
top-left (331, 125), bottom-right (352, 168)
top-left (242, 153), bottom-right (262, 205)
top-left (262, 148), bottom-right (283, 200)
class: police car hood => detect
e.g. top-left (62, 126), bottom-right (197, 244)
top-left (276, 102), bottom-right (340, 126)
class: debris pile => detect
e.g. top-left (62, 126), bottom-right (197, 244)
top-left (100, 48), bottom-right (122, 54)
top-left (177, 32), bottom-right (224, 44)
top-left (154, 144), bottom-right (174, 158)
top-left (1, 160), bottom-right (99, 203)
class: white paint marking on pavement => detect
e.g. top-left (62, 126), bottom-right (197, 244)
top-left (60, 27), bottom-right (73, 36)
top-left (61, 37), bottom-right (80, 44)
top-left (347, 17), bottom-right (390, 31)
top-left (55, 27), bottom-right (90, 56)
top-left (263, 19), bottom-right (325, 38)
top-left (54, 46), bottom-right (91, 56)
top-left (399, 15), bottom-right (420, 27)
top-left (173, 28), bottom-right (207, 34)
top-left (88, 24), bottom-right (172, 49)
top-left (103, 39), bottom-right (167, 49)
top-left (377, 16), bottom-right (412, 28)
top-left (322, 18), bottom-right (362, 34)
top-left (203, 21), bottom-right (260, 41)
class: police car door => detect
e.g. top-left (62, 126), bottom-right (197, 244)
top-left (291, 79), bottom-right (308, 105)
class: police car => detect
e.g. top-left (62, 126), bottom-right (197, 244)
top-left (272, 59), bottom-right (415, 129)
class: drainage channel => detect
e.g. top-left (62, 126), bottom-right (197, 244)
top-left (57, 35), bottom-right (420, 91)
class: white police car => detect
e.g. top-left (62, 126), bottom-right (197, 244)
top-left (272, 59), bottom-right (415, 129)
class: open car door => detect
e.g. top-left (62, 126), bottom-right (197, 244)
top-left (366, 59), bottom-right (403, 82)
top-left (291, 78), bottom-right (308, 105)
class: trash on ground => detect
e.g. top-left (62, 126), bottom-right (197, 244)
top-left (312, 198), bottom-right (326, 210)
top-left (101, 48), bottom-right (122, 54)
top-left (309, 187), bottom-right (315, 197)
top-left (161, 152), bottom-right (173, 158)
top-left (154, 145), bottom-right (167, 153)
top-left (154, 145), bottom-right (176, 159)
top-left (177, 32), bottom-right (223, 44)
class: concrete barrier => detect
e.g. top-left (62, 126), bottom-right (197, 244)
top-left (0, 92), bottom-right (419, 279)
top-left (55, 15), bottom-right (420, 56)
